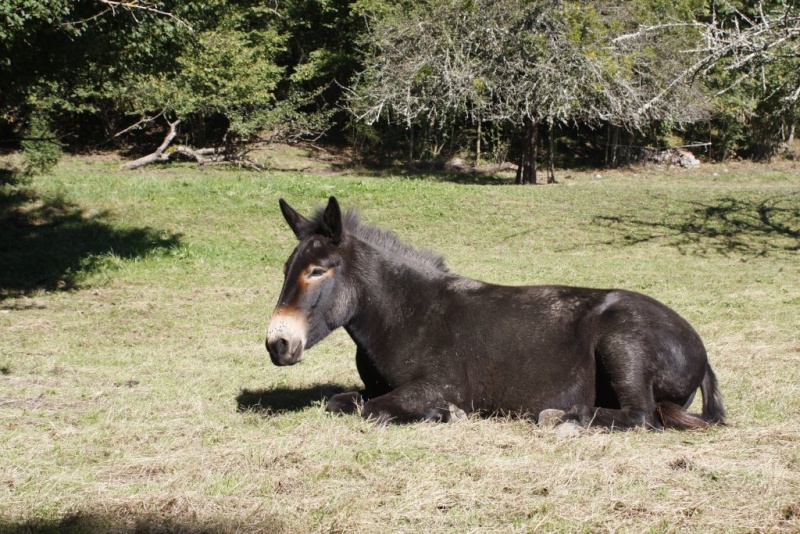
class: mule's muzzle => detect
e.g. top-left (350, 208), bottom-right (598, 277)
top-left (266, 308), bottom-right (308, 366)
top-left (266, 336), bottom-right (304, 366)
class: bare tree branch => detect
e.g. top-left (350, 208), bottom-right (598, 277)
top-left (119, 119), bottom-right (180, 170)
top-left (64, 1), bottom-right (193, 30)
top-left (98, 1), bottom-right (192, 29)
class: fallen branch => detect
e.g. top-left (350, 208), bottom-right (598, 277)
top-left (119, 119), bottom-right (181, 170)
top-left (173, 146), bottom-right (265, 171)
top-left (119, 121), bottom-right (265, 171)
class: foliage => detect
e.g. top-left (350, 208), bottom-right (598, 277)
top-left (0, 0), bottom-right (797, 163)
top-left (0, 0), bottom-right (361, 153)
top-left (348, 0), bottom-right (714, 175)
top-left (20, 113), bottom-right (62, 176)
top-left (699, 0), bottom-right (800, 159)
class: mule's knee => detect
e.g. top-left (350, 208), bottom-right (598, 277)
top-left (361, 398), bottom-right (400, 424)
top-left (361, 396), bottom-right (460, 425)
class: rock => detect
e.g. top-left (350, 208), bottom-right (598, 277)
top-left (448, 404), bottom-right (468, 422)
top-left (537, 409), bottom-right (566, 428)
top-left (676, 149), bottom-right (700, 168)
top-left (553, 421), bottom-right (583, 438)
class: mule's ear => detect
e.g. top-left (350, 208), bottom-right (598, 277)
top-left (322, 196), bottom-right (343, 244)
top-left (279, 198), bottom-right (309, 239)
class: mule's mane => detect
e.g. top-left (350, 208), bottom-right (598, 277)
top-left (309, 207), bottom-right (449, 273)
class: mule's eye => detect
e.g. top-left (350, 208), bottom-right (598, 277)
top-left (308, 267), bottom-right (328, 279)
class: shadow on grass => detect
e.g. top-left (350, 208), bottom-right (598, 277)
top-left (408, 170), bottom-right (514, 186)
top-left (236, 384), bottom-right (349, 414)
top-left (0, 509), bottom-right (285, 533)
top-left (0, 167), bottom-right (17, 186)
top-left (0, 184), bottom-right (180, 299)
top-left (594, 195), bottom-right (800, 256)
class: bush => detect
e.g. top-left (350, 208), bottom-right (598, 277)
top-left (21, 114), bottom-right (62, 176)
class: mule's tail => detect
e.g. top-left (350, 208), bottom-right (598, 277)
top-left (657, 363), bottom-right (726, 430)
top-left (700, 363), bottom-right (726, 425)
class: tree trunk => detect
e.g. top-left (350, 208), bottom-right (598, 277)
top-left (605, 124), bottom-right (621, 168)
top-left (476, 119), bottom-right (482, 167)
top-left (519, 117), bottom-right (537, 185)
top-left (408, 123), bottom-right (414, 163)
top-left (546, 119), bottom-right (556, 184)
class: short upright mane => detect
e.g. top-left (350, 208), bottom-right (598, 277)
top-left (309, 206), bottom-right (449, 273)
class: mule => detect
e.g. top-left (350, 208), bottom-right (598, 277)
top-left (265, 197), bottom-right (726, 430)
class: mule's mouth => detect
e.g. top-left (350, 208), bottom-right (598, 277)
top-left (266, 337), bottom-right (305, 366)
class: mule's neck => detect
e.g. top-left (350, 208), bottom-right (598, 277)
top-left (343, 237), bottom-right (448, 355)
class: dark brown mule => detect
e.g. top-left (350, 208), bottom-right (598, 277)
top-left (266, 197), bottom-right (726, 429)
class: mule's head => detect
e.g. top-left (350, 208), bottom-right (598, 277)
top-left (266, 196), bottom-right (352, 366)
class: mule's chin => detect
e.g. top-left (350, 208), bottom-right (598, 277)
top-left (266, 339), bottom-right (305, 366)
top-left (269, 350), bottom-right (304, 366)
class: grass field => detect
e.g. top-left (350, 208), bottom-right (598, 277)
top-left (1, 155), bottom-right (799, 532)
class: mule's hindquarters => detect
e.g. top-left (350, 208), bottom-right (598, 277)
top-left (561, 290), bottom-right (724, 430)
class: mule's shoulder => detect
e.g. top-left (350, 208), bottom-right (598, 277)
top-left (446, 276), bottom-right (485, 292)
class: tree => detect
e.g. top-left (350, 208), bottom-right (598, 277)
top-left (1, 0), bottom-right (363, 169)
top-left (699, 0), bottom-right (800, 159)
top-left (612, 0), bottom-right (800, 159)
top-left (349, 0), bottom-right (711, 183)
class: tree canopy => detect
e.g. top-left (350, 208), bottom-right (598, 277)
top-left (1, 0), bottom-right (798, 173)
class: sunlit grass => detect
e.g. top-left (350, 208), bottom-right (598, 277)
top-left (1, 156), bottom-right (798, 531)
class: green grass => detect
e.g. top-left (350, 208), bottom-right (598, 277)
top-left (1, 156), bottom-right (799, 532)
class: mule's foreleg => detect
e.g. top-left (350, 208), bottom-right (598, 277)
top-left (361, 383), bottom-right (462, 424)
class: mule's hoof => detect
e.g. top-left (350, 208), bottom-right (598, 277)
top-left (538, 409), bottom-right (567, 428)
top-left (554, 421), bottom-right (583, 439)
top-left (326, 392), bottom-right (362, 415)
top-left (448, 404), bottom-right (468, 422)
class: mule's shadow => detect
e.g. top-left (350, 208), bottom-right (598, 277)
top-left (1, 182), bottom-right (181, 299)
top-left (594, 195), bottom-right (800, 256)
top-left (236, 384), bottom-right (349, 414)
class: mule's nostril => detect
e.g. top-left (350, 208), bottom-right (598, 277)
top-left (268, 337), bottom-right (289, 356)
top-left (276, 338), bottom-right (288, 354)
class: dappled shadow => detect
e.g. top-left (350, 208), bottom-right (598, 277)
top-left (594, 195), bottom-right (800, 256)
top-left (0, 185), bottom-right (181, 299)
top-left (354, 162), bottom-right (516, 185)
top-left (236, 384), bottom-right (349, 414)
top-left (409, 169), bottom-right (515, 186)
top-left (0, 167), bottom-right (16, 186)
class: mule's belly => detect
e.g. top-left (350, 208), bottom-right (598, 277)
top-left (429, 284), bottom-right (607, 416)
top-left (463, 343), bottom-right (597, 416)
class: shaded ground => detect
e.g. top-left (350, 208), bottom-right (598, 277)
top-left (236, 384), bottom-right (349, 414)
top-left (0, 179), bottom-right (180, 299)
top-left (0, 511), bottom-right (286, 534)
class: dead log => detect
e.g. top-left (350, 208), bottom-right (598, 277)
top-left (119, 119), bottom-right (181, 170)
top-left (119, 119), bottom-right (265, 171)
